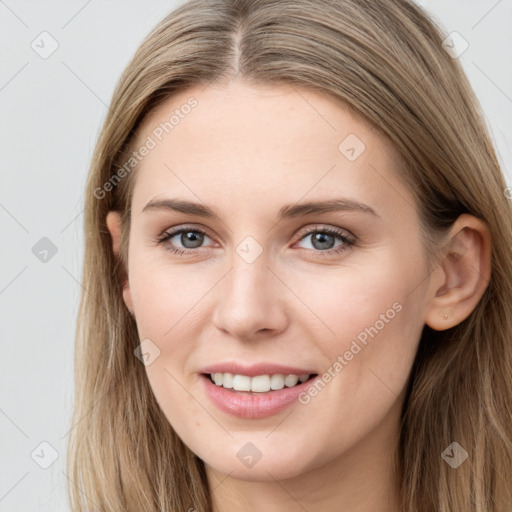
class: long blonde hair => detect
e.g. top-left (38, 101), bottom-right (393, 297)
top-left (68, 0), bottom-right (512, 510)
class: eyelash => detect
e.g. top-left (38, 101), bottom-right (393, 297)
top-left (155, 225), bottom-right (355, 257)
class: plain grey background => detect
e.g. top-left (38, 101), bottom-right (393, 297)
top-left (1, 1), bottom-right (511, 510)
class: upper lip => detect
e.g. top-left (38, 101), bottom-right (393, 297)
top-left (200, 362), bottom-right (317, 377)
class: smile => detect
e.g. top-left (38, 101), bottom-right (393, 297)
top-left (200, 368), bottom-right (320, 419)
top-left (208, 372), bottom-right (312, 392)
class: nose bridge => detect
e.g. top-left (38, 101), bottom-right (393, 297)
top-left (229, 244), bottom-right (269, 300)
top-left (225, 243), bottom-right (273, 313)
top-left (212, 237), bottom-right (288, 339)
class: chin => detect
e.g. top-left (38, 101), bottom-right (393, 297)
top-left (199, 437), bottom-right (322, 482)
top-left (206, 457), bottom-right (312, 482)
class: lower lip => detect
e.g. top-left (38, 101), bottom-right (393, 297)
top-left (200, 374), bottom-right (318, 419)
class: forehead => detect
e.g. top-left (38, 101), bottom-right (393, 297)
top-left (130, 80), bottom-right (415, 220)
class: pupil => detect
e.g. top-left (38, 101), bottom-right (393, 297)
top-left (182, 231), bottom-right (203, 248)
top-left (313, 233), bottom-right (334, 250)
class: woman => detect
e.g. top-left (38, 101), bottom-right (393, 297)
top-left (68, 0), bottom-right (512, 510)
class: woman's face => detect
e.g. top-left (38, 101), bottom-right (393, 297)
top-left (108, 80), bottom-right (437, 481)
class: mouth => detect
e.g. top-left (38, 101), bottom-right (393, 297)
top-left (203, 372), bottom-right (318, 393)
top-left (199, 369), bottom-right (320, 419)
top-left (198, 362), bottom-right (320, 418)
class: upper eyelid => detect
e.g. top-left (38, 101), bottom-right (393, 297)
top-left (162, 225), bottom-right (214, 241)
top-left (295, 224), bottom-right (352, 239)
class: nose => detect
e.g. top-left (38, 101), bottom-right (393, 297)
top-left (211, 248), bottom-right (289, 342)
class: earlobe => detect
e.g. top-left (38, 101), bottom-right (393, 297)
top-left (122, 284), bottom-right (135, 317)
top-left (106, 211), bottom-right (122, 255)
top-left (424, 214), bottom-right (491, 331)
top-left (105, 210), bottom-right (135, 316)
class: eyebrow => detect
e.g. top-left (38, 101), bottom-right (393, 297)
top-left (141, 197), bottom-right (379, 219)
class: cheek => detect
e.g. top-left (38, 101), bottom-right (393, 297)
top-left (127, 255), bottom-right (207, 337)
top-left (290, 262), bottom-right (409, 346)
top-left (293, 257), bottom-right (424, 401)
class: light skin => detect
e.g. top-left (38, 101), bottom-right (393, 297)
top-left (106, 80), bottom-right (491, 511)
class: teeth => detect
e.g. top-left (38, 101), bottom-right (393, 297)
top-left (270, 374), bottom-right (284, 390)
top-left (284, 374), bottom-right (299, 387)
top-left (222, 373), bottom-right (234, 389)
top-left (251, 375), bottom-right (271, 392)
top-left (232, 374), bottom-right (251, 391)
top-left (210, 373), bottom-right (311, 392)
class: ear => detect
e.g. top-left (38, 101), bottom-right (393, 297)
top-left (106, 211), bottom-right (134, 316)
top-left (424, 214), bottom-right (491, 331)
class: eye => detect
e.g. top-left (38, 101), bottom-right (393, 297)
top-left (155, 226), bottom-right (214, 255)
top-left (294, 225), bottom-right (355, 256)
